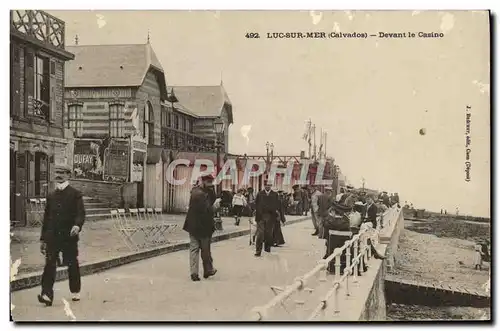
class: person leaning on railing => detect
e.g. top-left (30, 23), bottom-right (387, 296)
top-left (321, 197), bottom-right (354, 274)
top-left (362, 197), bottom-right (378, 228)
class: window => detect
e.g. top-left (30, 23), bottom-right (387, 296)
top-left (161, 111), bottom-right (167, 128)
top-left (34, 152), bottom-right (48, 197)
top-left (33, 55), bottom-right (50, 119)
top-left (109, 103), bottom-right (125, 137)
top-left (173, 114), bottom-right (179, 130)
top-left (147, 102), bottom-right (155, 145)
top-left (185, 119), bottom-right (191, 133)
top-left (143, 102), bottom-right (155, 145)
top-left (68, 104), bottom-right (83, 137)
top-left (180, 116), bottom-right (185, 131)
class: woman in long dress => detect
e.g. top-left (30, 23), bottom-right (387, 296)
top-left (272, 190), bottom-right (286, 247)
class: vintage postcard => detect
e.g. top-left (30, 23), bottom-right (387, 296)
top-left (9, 10), bottom-right (491, 322)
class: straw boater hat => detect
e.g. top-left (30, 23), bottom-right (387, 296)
top-left (324, 186), bottom-right (333, 191)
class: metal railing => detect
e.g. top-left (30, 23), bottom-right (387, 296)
top-left (249, 208), bottom-right (395, 321)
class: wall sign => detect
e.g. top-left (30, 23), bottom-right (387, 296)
top-left (103, 139), bottom-right (130, 182)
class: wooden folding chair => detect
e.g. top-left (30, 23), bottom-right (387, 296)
top-left (138, 208), bottom-right (148, 220)
top-left (129, 208), bottom-right (140, 220)
top-left (130, 208), bottom-right (156, 247)
top-left (111, 210), bottom-right (136, 251)
top-left (28, 198), bottom-right (43, 227)
top-left (112, 209), bottom-right (139, 251)
top-left (146, 208), bottom-right (155, 220)
top-left (154, 208), bottom-right (162, 220)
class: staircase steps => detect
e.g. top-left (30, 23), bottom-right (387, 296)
top-left (82, 196), bottom-right (113, 221)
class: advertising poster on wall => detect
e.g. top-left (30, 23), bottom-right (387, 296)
top-left (103, 139), bottom-right (130, 182)
top-left (73, 138), bottom-right (109, 180)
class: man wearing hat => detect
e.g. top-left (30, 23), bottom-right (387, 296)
top-left (292, 184), bottom-right (304, 215)
top-left (363, 197), bottom-right (378, 228)
top-left (183, 174), bottom-right (219, 281)
top-left (310, 186), bottom-right (323, 236)
top-left (38, 164), bottom-right (85, 306)
top-left (317, 186), bottom-right (335, 240)
top-left (254, 181), bottom-right (280, 256)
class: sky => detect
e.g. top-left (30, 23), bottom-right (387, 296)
top-left (49, 10), bottom-right (491, 217)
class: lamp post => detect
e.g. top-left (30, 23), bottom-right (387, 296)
top-left (264, 141), bottom-right (274, 188)
top-left (214, 118), bottom-right (225, 196)
top-left (166, 87), bottom-right (178, 111)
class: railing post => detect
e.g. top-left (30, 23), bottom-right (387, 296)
top-left (353, 239), bottom-right (359, 283)
top-left (27, 11), bottom-right (34, 36)
top-left (334, 252), bottom-right (341, 281)
top-left (366, 234), bottom-right (372, 261)
top-left (45, 14), bottom-right (50, 43)
top-left (333, 285), bottom-right (339, 314)
top-left (318, 260), bottom-right (327, 283)
top-left (345, 242), bottom-right (351, 296)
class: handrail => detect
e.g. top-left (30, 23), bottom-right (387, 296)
top-left (250, 227), bottom-right (369, 321)
top-left (249, 207), bottom-right (397, 321)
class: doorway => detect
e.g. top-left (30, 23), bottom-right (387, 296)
top-left (34, 152), bottom-right (48, 197)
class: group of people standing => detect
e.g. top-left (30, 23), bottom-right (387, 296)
top-left (182, 177), bottom-right (291, 281)
top-left (308, 186), bottom-right (386, 273)
top-left (35, 166), bottom-right (393, 305)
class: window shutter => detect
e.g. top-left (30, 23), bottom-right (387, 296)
top-left (16, 152), bottom-right (26, 206)
top-left (11, 45), bottom-right (21, 118)
top-left (24, 50), bottom-right (34, 116)
top-left (49, 60), bottom-right (56, 122)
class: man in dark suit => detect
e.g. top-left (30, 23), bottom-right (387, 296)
top-left (364, 197), bottom-right (378, 228)
top-left (254, 181), bottom-right (280, 256)
top-left (38, 164), bottom-right (86, 306)
top-left (317, 186), bottom-right (335, 239)
top-left (183, 175), bottom-right (219, 282)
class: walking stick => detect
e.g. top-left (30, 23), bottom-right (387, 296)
top-left (249, 216), bottom-right (252, 246)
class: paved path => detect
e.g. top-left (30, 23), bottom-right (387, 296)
top-left (11, 218), bottom-right (328, 321)
top-left (11, 215), bottom-right (255, 276)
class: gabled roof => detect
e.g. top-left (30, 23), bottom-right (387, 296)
top-left (65, 43), bottom-right (167, 98)
top-left (171, 85), bottom-right (233, 123)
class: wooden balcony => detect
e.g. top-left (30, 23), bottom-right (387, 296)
top-left (10, 10), bottom-right (74, 60)
top-left (161, 127), bottom-right (225, 153)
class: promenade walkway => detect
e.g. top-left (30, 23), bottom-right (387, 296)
top-left (12, 219), bottom-right (324, 321)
